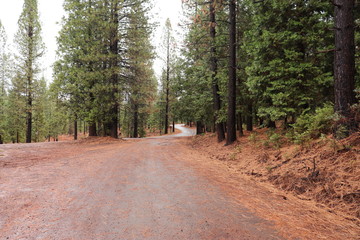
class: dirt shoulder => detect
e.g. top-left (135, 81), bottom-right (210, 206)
top-left (183, 130), bottom-right (360, 239)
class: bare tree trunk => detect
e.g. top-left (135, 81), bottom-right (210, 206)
top-left (89, 123), bottom-right (97, 136)
top-left (74, 119), bottom-right (78, 140)
top-left (210, 0), bottom-right (225, 142)
top-left (109, 0), bottom-right (119, 139)
top-left (133, 103), bottom-right (138, 138)
top-left (334, 0), bottom-right (356, 137)
top-left (237, 112), bottom-right (243, 136)
top-left (26, 60), bottom-right (33, 143)
top-left (25, 10), bottom-right (35, 143)
top-left (247, 102), bottom-right (253, 131)
top-left (196, 121), bottom-right (204, 135)
top-left (165, 85), bottom-right (169, 134)
top-left (226, 0), bottom-right (237, 145)
top-left (268, 120), bottom-right (276, 129)
top-left (164, 20), bottom-right (171, 135)
top-left (26, 95), bottom-right (32, 143)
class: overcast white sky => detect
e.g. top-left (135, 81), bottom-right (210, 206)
top-left (0, 0), bottom-right (183, 81)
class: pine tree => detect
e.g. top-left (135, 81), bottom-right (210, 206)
top-left (32, 76), bottom-right (48, 142)
top-left (55, 0), bottom-right (157, 139)
top-left (356, 7), bottom-right (360, 87)
top-left (161, 18), bottom-right (176, 134)
top-left (226, 0), bottom-right (237, 145)
top-left (209, 0), bottom-right (225, 142)
top-left (0, 21), bottom-right (8, 144)
top-left (15, 0), bottom-right (45, 143)
top-left (125, 0), bottom-right (156, 138)
top-left (179, 0), bottom-right (227, 135)
top-left (333, 0), bottom-right (356, 137)
top-left (7, 72), bottom-right (27, 143)
top-left (244, 0), bottom-right (333, 127)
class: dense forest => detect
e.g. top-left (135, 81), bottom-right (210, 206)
top-left (0, 0), bottom-right (359, 144)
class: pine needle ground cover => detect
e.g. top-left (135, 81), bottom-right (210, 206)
top-left (189, 129), bottom-right (360, 226)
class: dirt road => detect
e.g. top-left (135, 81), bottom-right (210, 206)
top-left (0, 125), bottom-right (358, 239)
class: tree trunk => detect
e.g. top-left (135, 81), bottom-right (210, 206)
top-left (210, 0), bottom-right (225, 142)
top-left (268, 120), bottom-right (276, 129)
top-left (237, 112), bottom-right (244, 136)
top-left (133, 103), bottom-right (139, 138)
top-left (74, 119), bottom-right (78, 140)
top-left (334, 0), bottom-right (356, 137)
top-left (89, 123), bottom-right (97, 136)
top-left (26, 61), bottom-right (33, 143)
top-left (259, 118), bottom-right (263, 127)
top-left (172, 120), bottom-right (175, 132)
top-left (25, 14), bottom-right (34, 144)
top-left (109, 0), bottom-right (119, 139)
top-left (109, 112), bottom-right (118, 138)
top-left (26, 101), bottom-right (32, 143)
top-left (196, 121), bottom-right (204, 135)
top-left (164, 21), bottom-right (171, 135)
top-left (283, 117), bottom-right (288, 130)
top-left (226, 0), bottom-right (237, 145)
top-left (246, 103), bottom-right (253, 131)
top-left (165, 91), bottom-right (169, 134)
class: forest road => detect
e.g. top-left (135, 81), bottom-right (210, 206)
top-left (0, 124), bottom-right (285, 240)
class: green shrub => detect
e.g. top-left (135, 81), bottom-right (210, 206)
top-left (269, 132), bottom-right (282, 149)
top-left (248, 132), bottom-right (258, 143)
top-left (263, 130), bottom-right (283, 149)
top-left (291, 103), bottom-right (334, 144)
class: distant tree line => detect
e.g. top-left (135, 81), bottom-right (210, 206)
top-left (0, 0), bottom-right (165, 143)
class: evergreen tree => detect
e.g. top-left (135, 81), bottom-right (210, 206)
top-left (0, 20), bottom-right (9, 144)
top-left (32, 76), bottom-right (48, 142)
top-left (160, 18), bottom-right (176, 134)
top-left (244, 0), bottom-right (333, 127)
top-left (333, 0), bottom-right (356, 137)
top-left (15, 0), bottom-right (45, 143)
top-left (55, 0), bottom-right (156, 139)
top-left (125, 0), bottom-right (156, 138)
top-left (226, 0), bottom-right (237, 145)
top-left (7, 72), bottom-right (27, 143)
top-left (209, 0), bottom-right (225, 142)
top-left (55, 0), bottom-right (103, 137)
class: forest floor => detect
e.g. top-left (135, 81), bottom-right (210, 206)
top-left (189, 128), bottom-right (360, 238)
top-left (0, 125), bottom-right (359, 239)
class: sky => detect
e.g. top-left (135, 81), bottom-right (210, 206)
top-left (0, 0), bottom-right (183, 81)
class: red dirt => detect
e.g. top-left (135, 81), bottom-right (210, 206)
top-left (0, 127), bottom-right (359, 239)
top-left (188, 129), bottom-right (360, 239)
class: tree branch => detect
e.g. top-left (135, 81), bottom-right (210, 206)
top-left (332, 1), bottom-right (342, 8)
top-left (316, 49), bottom-right (337, 54)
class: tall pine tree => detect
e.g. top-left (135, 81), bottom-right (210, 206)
top-left (15, 0), bottom-right (45, 143)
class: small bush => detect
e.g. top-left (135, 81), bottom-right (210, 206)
top-left (269, 132), bottom-right (282, 149)
top-left (248, 132), bottom-right (258, 143)
top-left (291, 103), bottom-right (334, 144)
top-left (263, 130), bottom-right (283, 149)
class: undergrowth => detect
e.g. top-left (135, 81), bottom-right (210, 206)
top-left (289, 103), bottom-right (334, 144)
